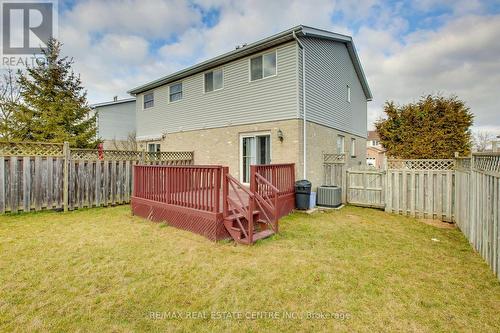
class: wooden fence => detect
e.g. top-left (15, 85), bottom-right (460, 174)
top-left (454, 154), bottom-right (500, 279)
top-left (385, 159), bottom-right (455, 221)
top-left (0, 141), bottom-right (193, 213)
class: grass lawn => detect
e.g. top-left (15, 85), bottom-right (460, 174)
top-left (0, 205), bottom-right (499, 332)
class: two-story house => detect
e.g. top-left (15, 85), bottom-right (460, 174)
top-left (128, 25), bottom-right (372, 189)
top-left (91, 97), bottom-right (136, 149)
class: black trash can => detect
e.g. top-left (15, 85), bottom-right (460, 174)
top-left (295, 180), bottom-right (312, 210)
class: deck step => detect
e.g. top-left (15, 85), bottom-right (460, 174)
top-left (252, 229), bottom-right (275, 241)
top-left (225, 210), bottom-right (259, 221)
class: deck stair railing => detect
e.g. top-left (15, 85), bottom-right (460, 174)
top-left (251, 169), bottom-right (279, 233)
top-left (222, 167), bottom-right (257, 243)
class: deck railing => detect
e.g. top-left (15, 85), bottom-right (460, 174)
top-left (251, 163), bottom-right (295, 195)
top-left (133, 165), bottom-right (223, 213)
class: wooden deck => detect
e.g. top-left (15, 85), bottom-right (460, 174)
top-left (131, 164), bottom-right (295, 242)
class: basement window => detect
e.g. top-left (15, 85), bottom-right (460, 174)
top-left (250, 50), bottom-right (276, 81)
top-left (148, 143), bottom-right (160, 152)
top-left (204, 68), bottom-right (223, 92)
top-left (144, 92), bottom-right (154, 109)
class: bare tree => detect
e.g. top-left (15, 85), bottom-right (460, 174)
top-left (473, 130), bottom-right (495, 152)
top-left (110, 131), bottom-right (138, 151)
top-left (0, 69), bottom-right (21, 140)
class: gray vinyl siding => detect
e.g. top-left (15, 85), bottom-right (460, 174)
top-left (96, 101), bottom-right (136, 140)
top-left (136, 42), bottom-right (298, 138)
top-left (297, 44), bottom-right (304, 117)
top-left (301, 37), bottom-right (367, 138)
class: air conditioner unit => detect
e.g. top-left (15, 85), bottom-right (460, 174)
top-left (317, 186), bottom-right (342, 208)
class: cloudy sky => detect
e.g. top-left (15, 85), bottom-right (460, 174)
top-left (56, 0), bottom-right (500, 132)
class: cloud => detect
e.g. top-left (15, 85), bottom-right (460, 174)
top-left (361, 14), bottom-right (500, 132)
top-left (49, 0), bottom-right (500, 134)
top-left (63, 0), bottom-right (201, 39)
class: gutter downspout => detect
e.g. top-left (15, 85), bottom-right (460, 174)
top-left (293, 31), bottom-right (307, 179)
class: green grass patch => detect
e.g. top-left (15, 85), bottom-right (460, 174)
top-left (0, 206), bottom-right (499, 332)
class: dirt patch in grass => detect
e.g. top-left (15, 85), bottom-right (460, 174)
top-left (419, 218), bottom-right (456, 229)
top-left (0, 206), bottom-right (499, 332)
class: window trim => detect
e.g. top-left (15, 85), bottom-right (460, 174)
top-left (147, 143), bottom-right (161, 152)
top-left (143, 91), bottom-right (154, 109)
top-left (350, 138), bottom-right (356, 157)
top-left (169, 82), bottom-right (183, 103)
top-left (203, 67), bottom-right (224, 93)
top-left (337, 135), bottom-right (345, 154)
top-left (347, 85), bottom-right (351, 103)
top-left (248, 49), bottom-right (278, 82)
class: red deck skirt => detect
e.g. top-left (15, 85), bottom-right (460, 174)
top-left (131, 196), bottom-right (230, 241)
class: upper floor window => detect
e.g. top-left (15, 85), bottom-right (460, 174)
top-left (347, 85), bottom-right (351, 103)
top-left (250, 50), bottom-right (276, 81)
top-left (169, 83), bottom-right (182, 102)
top-left (205, 69), bottom-right (223, 92)
top-left (144, 92), bottom-right (154, 109)
top-left (337, 135), bottom-right (345, 154)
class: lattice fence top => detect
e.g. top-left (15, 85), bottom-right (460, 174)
top-left (144, 151), bottom-right (193, 162)
top-left (473, 154), bottom-right (500, 174)
top-left (387, 159), bottom-right (455, 170)
top-left (0, 141), bottom-right (193, 163)
top-left (324, 153), bottom-right (345, 164)
top-left (0, 141), bottom-right (64, 156)
top-left (70, 149), bottom-right (142, 161)
top-left (71, 149), bottom-right (193, 162)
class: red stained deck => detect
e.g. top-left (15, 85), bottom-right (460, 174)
top-left (131, 164), bottom-right (295, 242)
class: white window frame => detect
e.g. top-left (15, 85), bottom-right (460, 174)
top-left (337, 135), bottom-right (345, 154)
top-left (351, 138), bottom-right (356, 157)
top-left (239, 131), bottom-right (272, 184)
top-left (248, 49), bottom-right (278, 82)
top-left (203, 68), bottom-right (224, 93)
top-left (169, 82), bottom-right (183, 103)
top-left (347, 85), bottom-right (351, 103)
top-left (147, 143), bottom-right (160, 152)
top-left (143, 92), bottom-right (154, 109)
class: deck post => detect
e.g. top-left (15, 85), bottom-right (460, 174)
top-left (222, 167), bottom-right (229, 217)
top-left (250, 165), bottom-right (256, 193)
top-left (214, 167), bottom-right (221, 213)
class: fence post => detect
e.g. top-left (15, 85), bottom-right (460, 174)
top-left (63, 142), bottom-right (70, 212)
top-left (140, 150), bottom-right (146, 164)
top-left (342, 164), bottom-right (347, 203)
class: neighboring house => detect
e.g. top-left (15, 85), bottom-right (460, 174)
top-left (367, 130), bottom-right (382, 148)
top-left (366, 130), bottom-right (386, 168)
top-left (493, 136), bottom-right (500, 152)
top-left (91, 98), bottom-right (136, 149)
top-left (128, 25), bottom-right (372, 189)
